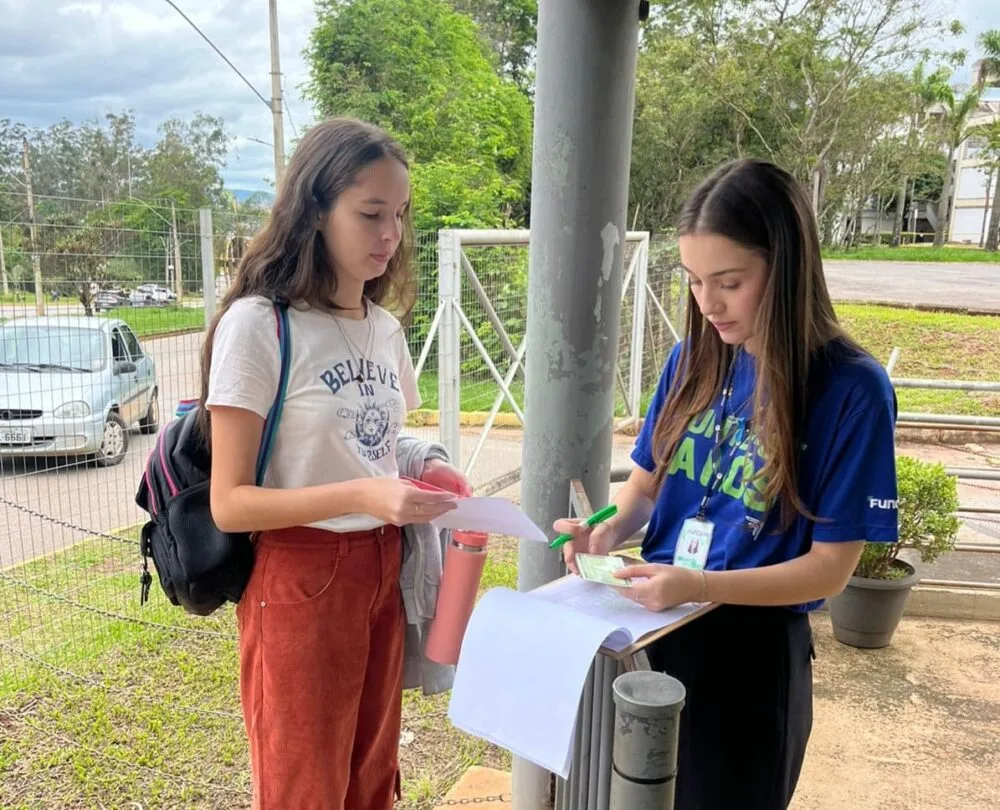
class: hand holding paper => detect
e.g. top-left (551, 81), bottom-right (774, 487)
top-left (400, 476), bottom-right (547, 542)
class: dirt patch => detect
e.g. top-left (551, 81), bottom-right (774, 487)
top-left (792, 614), bottom-right (1000, 810)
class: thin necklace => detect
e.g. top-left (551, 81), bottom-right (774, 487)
top-left (330, 299), bottom-right (374, 383)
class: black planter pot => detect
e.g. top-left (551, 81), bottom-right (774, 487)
top-left (827, 560), bottom-right (919, 649)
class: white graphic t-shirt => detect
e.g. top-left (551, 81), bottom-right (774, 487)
top-left (206, 295), bottom-right (421, 532)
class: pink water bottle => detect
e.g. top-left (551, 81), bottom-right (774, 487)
top-left (425, 530), bottom-right (489, 665)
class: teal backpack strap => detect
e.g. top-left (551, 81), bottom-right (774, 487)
top-left (254, 299), bottom-right (292, 486)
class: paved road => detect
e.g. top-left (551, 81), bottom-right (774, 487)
top-left (823, 260), bottom-right (1000, 312)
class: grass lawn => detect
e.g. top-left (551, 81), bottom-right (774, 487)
top-left (836, 304), bottom-right (1000, 416)
top-left (99, 306), bottom-right (204, 338)
top-left (0, 306), bottom-right (203, 339)
top-left (823, 245), bottom-right (1000, 263)
top-left (0, 530), bottom-right (520, 809)
top-left (414, 305), bottom-right (1000, 418)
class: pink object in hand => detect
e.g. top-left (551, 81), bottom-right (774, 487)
top-left (425, 530), bottom-right (489, 666)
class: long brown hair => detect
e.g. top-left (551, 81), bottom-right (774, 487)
top-left (198, 117), bottom-right (416, 426)
top-left (651, 159), bottom-right (856, 528)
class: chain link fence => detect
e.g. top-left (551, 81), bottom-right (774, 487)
top-left (0, 192), bottom-right (684, 807)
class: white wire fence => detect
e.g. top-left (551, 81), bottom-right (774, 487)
top-left (0, 193), bottom-right (685, 806)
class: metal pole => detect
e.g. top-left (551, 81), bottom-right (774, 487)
top-left (0, 225), bottom-right (9, 296)
top-left (885, 347), bottom-right (901, 375)
top-left (171, 200), bottom-right (184, 300)
top-left (626, 237), bottom-right (649, 421)
top-left (893, 379), bottom-right (1000, 392)
top-left (22, 138), bottom-right (44, 316)
top-left (515, 1), bottom-right (641, 806)
top-left (200, 208), bottom-right (216, 326)
top-left (437, 230), bottom-right (461, 465)
top-left (610, 671), bottom-right (685, 810)
top-left (898, 412), bottom-right (1000, 427)
top-left (268, 0), bottom-right (286, 187)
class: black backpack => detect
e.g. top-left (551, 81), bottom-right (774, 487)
top-left (135, 299), bottom-right (292, 616)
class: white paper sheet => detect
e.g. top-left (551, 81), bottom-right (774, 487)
top-left (529, 576), bottom-right (704, 652)
top-left (447, 587), bottom-right (621, 777)
top-left (447, 578), bottom-right (708, 777)
top-left (432, 496), bottom-right (548, 542)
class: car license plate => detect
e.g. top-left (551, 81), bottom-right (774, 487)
top-left (0, 428), bottom-right (33, 444)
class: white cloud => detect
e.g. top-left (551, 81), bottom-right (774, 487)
top-left (0, 0), bottom-right (318, 192)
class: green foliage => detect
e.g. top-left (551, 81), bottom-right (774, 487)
top-left (853, 456), bottom-right (960, 580)
top-left (630, 0), bottom-right (964, 240)
top-left (450, 0), bottom-right (537, 90)
top-left (410, 160), bottom-right (523, 230)
top-left (145, 114), bottom-right (230, 208)
top-left (305, 0), bottom-right (533, 230)
top-left (0, 111), bottom-right (229, 208)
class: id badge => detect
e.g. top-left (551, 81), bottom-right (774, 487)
top-left (674, 518), bottom-right (714, 570)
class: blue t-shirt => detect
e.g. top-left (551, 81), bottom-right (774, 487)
top-left (631, 338), bottom-right (898, 612)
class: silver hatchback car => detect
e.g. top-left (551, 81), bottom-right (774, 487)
top-left (0, 316), bottom-right (159, 466)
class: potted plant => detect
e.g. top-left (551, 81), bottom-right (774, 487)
top-left (827, 455), bottom-right (960, 649)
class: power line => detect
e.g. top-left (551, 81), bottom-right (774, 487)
top-left (161, 0), bottom-right (271, 109)
top-left (241, 135), bottom-right (274, 148)
top-left (281, 78), bottom-right (300, 140)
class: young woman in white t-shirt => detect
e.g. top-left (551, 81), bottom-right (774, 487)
top-left (200, 118), bottom-right (468, 810)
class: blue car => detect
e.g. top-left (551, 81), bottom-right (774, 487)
top-left (0, 316), bottom-right (159, 467)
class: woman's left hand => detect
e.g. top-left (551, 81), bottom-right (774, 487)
top-left (420, 458), bottom-right (473, 497)
top-left (610, 563), bottom-right (703, 611)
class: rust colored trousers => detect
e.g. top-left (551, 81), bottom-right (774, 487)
top-left (236, 524), bottom-right (405, 810)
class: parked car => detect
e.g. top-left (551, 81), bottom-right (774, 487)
top-left (128, 288), bottom-right (153, 307)
top-left (136, 284), bottom-right (177, 305)
top-left (0, 316), bottom-right (159, 467)
top-left (94, 289), bottom-right (130, 311)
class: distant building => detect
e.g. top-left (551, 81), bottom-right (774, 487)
top-left (947, 98), bottom-right (1000, 245)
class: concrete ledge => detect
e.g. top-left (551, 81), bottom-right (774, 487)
top-left (831, 297), bottom-right (1000, 317)
top-left (904, 585), bottom-right (1000, 622)
top-left (434, 766), bottom-right (511, 809)
top-left (815, 585), bottom-right (1000, 622)
top-left (406, 409), bottom-right (522, 429)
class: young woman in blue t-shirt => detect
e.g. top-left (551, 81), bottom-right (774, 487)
top-left (554, 159), bottom-right (898, 809)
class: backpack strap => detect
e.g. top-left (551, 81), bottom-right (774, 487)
top-left (254, 299), bottom-right (292, 486)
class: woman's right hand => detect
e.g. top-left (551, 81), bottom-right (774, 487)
top-left (359, 477), bottom-right (458, 526)
top-left (552, 518), bottom-right (618, 575)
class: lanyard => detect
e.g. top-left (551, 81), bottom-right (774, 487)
top-left (695, 351), bottom-right (748, 520)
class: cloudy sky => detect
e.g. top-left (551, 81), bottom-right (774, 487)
top-left (1, 0), bottom-right (997, 194)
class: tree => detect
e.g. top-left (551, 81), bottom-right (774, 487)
top-left (0, 112), bottom-right (228, 211)
top-left (975, 118), bottom-right (1000, 252)
top-left (628, 0), bottom-right (963, 240)
top-left (145, 114), bottom-right (229, 208)
top-left (973, 29), bottom-right (1000, 251)
top-left (975, 29), bottom-right (1000, 89)
top-left (891, 63), bottom-right (953, 246)
top-left (50, 209), bottom-right (124, 315)
top-left (627, 29), bottom-right (750, 232)
top-left (450, 0), bottom-right (537, 91)
top-left (305, 0), bottom-right (533, 229)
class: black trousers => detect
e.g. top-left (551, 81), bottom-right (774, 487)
top-left (645, 604), bottom-right (815, 810)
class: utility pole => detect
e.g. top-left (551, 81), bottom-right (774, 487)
top-left (22, 138), bottom-right (45, 316)
top-left (171, 200), bottom-right (183, 300)
top-left (0, 225), bottom-right (9, 296)
top-left (269, 0), bottom-right (286, 188)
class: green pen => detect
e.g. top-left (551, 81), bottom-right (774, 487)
top-left (549, 504), bottom-right (619, 550)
